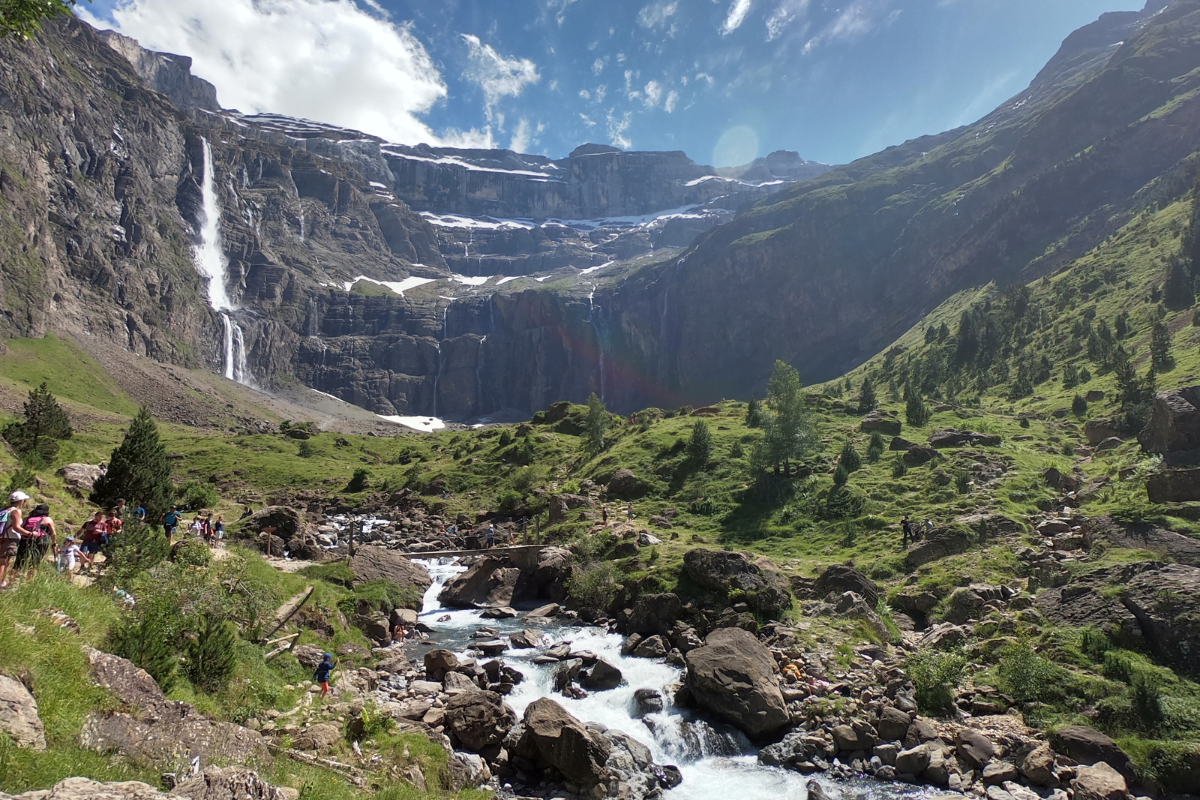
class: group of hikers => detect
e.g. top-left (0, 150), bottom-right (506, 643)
top-left (600, 502), bottom-right (635, 526)
top-left (900, 515), bottom-right (934, 547)
top-left (0, 489), bottom-right (240, 590)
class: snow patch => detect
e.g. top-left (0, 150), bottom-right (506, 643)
top-left (451, 274), bottom-right (489, 286)
top-left (579, 261), bottom-right (614, 275)
top-left (377, 415), bottom-right (446, 432)
top-left (341, 275), bottom-right (436, 295)
top-left (420, 212), bottom-right (535, 231)
top-left (496, 276), bottom-right (521, 285)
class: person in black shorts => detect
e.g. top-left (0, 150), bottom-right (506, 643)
top-left (162, 506), bottom-right (182, 545)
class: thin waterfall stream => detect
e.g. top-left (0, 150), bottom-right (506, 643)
top-left (412, 559), bottom-right (934, 800)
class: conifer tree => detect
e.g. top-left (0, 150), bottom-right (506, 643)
top-left (751, 360), bottom-right (816, 475)
top-left (1114, 312), bottom-right (1129, 339)
top-left (1163, 259), bottom-right (1195, 310)
top-left (1072, 394), bottom-right (1088, 418)
top-left (185, 614), bottom-right (238, 693)
top-left (905, 386), bottom-right (931, 427)
top-left (108, 615), bottom-right (176, 691)
top-left (1150, 321), bottom-right (1175, 372)
top-left (91, 406), bottom-right (173, 518)
top-left (687, 420), bottom-right (713, 466)
top-left (584, 393), bottom-right (608, 453)
top-left (858, 377), bottom-right (877, 414)
top-left (867, 431), bottom-right (885, 463)
top-left (745, 395), bottom-right (762, 428)
top-left (840, 441), bottom-right (862, 471)
top-left (2, 381), bottom-right (72, 464)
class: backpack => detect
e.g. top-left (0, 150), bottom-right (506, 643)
top-left (0, 507), bottom-right (12, 538)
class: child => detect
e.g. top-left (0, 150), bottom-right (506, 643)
top-left (212, 515), bottom-right (225, 548)
top-left (314, 653), bottom-right (337, 698)
top-left (60, 537), bottom-right (83, 574)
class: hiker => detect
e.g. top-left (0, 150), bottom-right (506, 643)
top-left (78, 511), bottom-right (108, 569)
top-left (901, 515), bottom-right (912, 548)
top-left (602, 505), bottom-right (608, 525)
top-left (239, 505), bottom-right (253, 520)
top-left (135, 503), bottom-right (147, 523)
top-left (626, 502), bottom-right (634, 522)
top-left (98, 462), bottom-right (107, 477)
top-left (162, 506), bottom-right (182, 544)
top-left (105, 507), bottom-right (123, 538)
top-left (0, 491), bottom-right (32, 589)
top-left (60, 537), bottom-right (83, 574)
top-left (212, 515), bottom-right (225, 547)
top-left (190, 515), bottom-right (204, 539)
top-left (314, 653), bottom-right (337, 698)
top-left (17, 503), bottom-right (57, 579)
top-left (486, 524), bottom-right (495, 549)
top-left (924, 518), bottom-right (934, 539)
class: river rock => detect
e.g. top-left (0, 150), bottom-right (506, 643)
top-left (1019, 744), bottom-right (1056, 786)
top-left (957, 729), bottom-right (996, 769)
top-left (682, 549), bottom-right (791, 615)
top-left (982, 760), bottom-right (1019, 784)
top-left (813, 564), bottom-right (880, 606)
top-left (527, 603), bottom-right (561, 618)
top-left (632, 635), bottom-right (668, 658)
top-left (684, 627), bottom-right (789, 739)
top-left (894, 744), bottom-right (930, 775)
top-left (1072, 762), bottom-right (1128, 800)
top-left (876, 706), bottom-right (911, 742)
top-left (348, 546), bottom-right (432, 593)
top-left (437, 556), bottom-right (521, 608)
top-left (0, 674), bottom-right (46, 750)
top-left (445, 690), bottom-right (516, 752)
top-left (633, 688), bottom-right (663, 716)
top-left (424, 649), bottom-right (460, 680)
top-left (1051, 726), bottom-right (1134, 776)
top-left (509, 629), bottom-right (543, 649)
top-left (513, 698), bottom-right (611, 784)
top-left (627, 592), bottom-right (682, 635)
top-left (443, 671), bottom-right (480, 694)
top-left (580, 659), bottom-right (623, 691)
top-left (239, 506), bottom-right (305, 541)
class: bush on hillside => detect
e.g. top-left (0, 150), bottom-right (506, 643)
top-left (892, 456), bottom-right (908, 478)
top-left (1080, 627), bottom-right (1111, 662)
top-left (906, 649), bottom-right (966, 716)
top-left (905, 390), bottom-right (931, 427)
top-left (171, 537), bottom-right (213, 568)
top-left (688, 420), bottom-right (712, 466)
top-left (5, 467), bottom-right (35, 495)
top-left (996, 640), bottom-right (1059, 704)
top-left (108, 614), bottom-right (177, 691)
top-left (184, 613), bottom-right (238, 693)
top-left (347, 467), bottom-right (371, 492)
top-left (100, 522), bottom-right (171, 589)
top-left (176, 480), bottom-right (218, 511)
top-left (866, 432), bottom-right (885, 463)
top-left (565, 562), bottom-right (620, 613)
top-left (839, 441), bottom-right (861, 471)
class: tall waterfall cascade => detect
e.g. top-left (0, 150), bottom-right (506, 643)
top-left (195, 137), bottom-right (253, 386)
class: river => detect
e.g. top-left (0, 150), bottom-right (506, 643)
top-left (412, 558), bottom-right (936, 800)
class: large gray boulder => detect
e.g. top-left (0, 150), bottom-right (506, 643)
top-left (238, 506), bottom-right (305, 541)
top-left (607, 469), bottom-right (650, 499)
top-left (905, 529), bottom-right (973, 569)
top-left (0, 674), bottom-right (46, 750)
top-left (813, 564), bottom-right (880, 606)
top-left (1139, 386), bottom-right (1200, 455)
top-left (1051, 726), bottom-right (1134, 776)
top-left (1072, 762), bottom-right (1128, 800)
top-left (444, 690), bottom-right (516, 753)
top-left (1145, 467), bottom-right (1200, 503)
top-left (684, 627), bottom-right (788, 739)
top-left (349, 546), bottom-right (432, 593)
top-left (57, 464), bottom-right (104, 498)
top-left (438, 556), bottom-right (522, 608)
top-left (513, 698), bottom-right (611, 784)
top-left (683, 549), bottom-right (791, 615)
top-left (627, 592), bottom-right (682, 635)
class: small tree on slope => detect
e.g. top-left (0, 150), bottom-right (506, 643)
top-left (91, 406), bottom-right (173, 518)
top-left (2, 381), bottom-right (72, 465)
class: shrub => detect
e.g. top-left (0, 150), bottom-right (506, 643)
top-left (101, 522), bottom-right (171, 588)
top-left (498, 429), bottom-right (514, 447)
top-left (906, 649), bottom-right (967, 716)
top-left (832, 463), bottom-right (850, 487)
top-left (1072, 394), bottom-right (1088, 418)
top-left (177, 480), bottom-right (218, 511)
top-left (839, 441), bottom-right (862, 471)
top-left (108, 615), bottom-right (177, 691)
top-left (955, 469), bottom-right (971, 494)
top-left (866, 432), bottom-right (885, 463)
top-left (892, 456), bottom-right (908, 478)
top-left (1080, 627), bottom-right (1110, 662)
top-left (297, 440), bottom-right (315, 458)
top-left (565, 562), bottom-right (620, 612)
top-left (298, 560), bottom-right (356, 588)
top-left (347, 468), bottom-right (371, 492)
top-left (730, 441), bottom-right (744, 458)
top-left (1132, 671), bottom-right (1164, 727)
top-left (5, 467), bottom-right (36, 495)
top-left (1104, 650), bottom-right (1136, 683)
top-left (184, 614), bottom-right (238, 693)
top-left (687, 420), bottom-right (713, 466)
top-left (171, 538), bottom-right (213, 568)
top-left (822, 485), bottom-right (864, 519)
top-left (496, 489), bottom-right (523, 514)
top-left (996, 640), bottom-right (1059, 704)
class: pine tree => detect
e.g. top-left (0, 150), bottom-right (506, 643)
top-left (751, 360), bottom-right (816, 475)
top-left (858, 377), bottom-right (877, 414)
top-left (1163, 259), bottom-right (1195, 310)
top-left (1072, 394), bottom-right (1088, 418)
top-left (832, 462), bottom-right (849, 486)
top-left (108, 615), bottom-right (176, 691)
top-left (1114, 312), bottom-right (1129, 339)
top-left (905, 387), bottom-right (931, 427)
top-left (867, 431), bottom-right (885, 463)
top-left (584, 392), bottom-right (608, 453)
top-left (91, 406), bottom-right (173, 518)
top-left (839, 441), bottom-right (862, 471)
top-left (1150, 321), bottom-right (1175, 372)
top-left (745, 395), bottom-right (762, 428)
top-left (185, 614), bottom-right (238, 693)
top-left (687, 420), bottom-right (712, 466)
top-left (2, 382), bottom-right (72, 465)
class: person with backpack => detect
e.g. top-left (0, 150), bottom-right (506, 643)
top-left (17, 502), bottom-right (57, 579)
top-left (0, 491), bottom-right (32, 589)
top-left (314, 653), bottom-right (337, 698)
top-left (162, 506), bottom-right (182, 545)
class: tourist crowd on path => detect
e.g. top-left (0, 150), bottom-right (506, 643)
top-left (0, 487), bottom-right (239, 590)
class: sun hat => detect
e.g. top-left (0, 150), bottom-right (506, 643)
top-left (9, 491), bottom-right (30, 503)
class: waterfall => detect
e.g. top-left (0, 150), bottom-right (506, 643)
top-left (432, 342), bottom-right (442, 417)
top-left (195, 137), bottom-right (253, 386)
top-left (476, 335), bottom-right (487, 415)
top-left (443, 301), bottom-right (452, 340)
top-left (306, 296), bottom-right (319, 337)
top-left (587, 284), bottom-right (606, 403)
top-left (489, 295), bottom-right (496, 333)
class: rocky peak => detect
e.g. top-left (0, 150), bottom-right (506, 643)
top-left (98, 30), bottom-right (220, 112)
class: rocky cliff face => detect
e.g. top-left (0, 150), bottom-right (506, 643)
top-left (3, 4), bottom-right (1199, 422)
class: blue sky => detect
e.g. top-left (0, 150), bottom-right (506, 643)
top-left (84, 0), bottom-right (1141, 166)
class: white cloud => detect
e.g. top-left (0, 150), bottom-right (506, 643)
top-left (580, 113), bottom-right (597, 128)
top-left (595, 85), bottom-right (608, 102)
top-left (721, 0), bottom-right (753, 35)
top-left (549, 79), bottom-right (559, 91)
top-left (509, 117), bottom-right (532, 153)
top-left (593, 56), bottom-right (606, 75)
top-left (644, 80), bottom-right (663, 108)
top-left (461, 34), bottom-right (540, 127)
top-left (638, 1), bottom-right (678, 29)
top-left (551, 0), bottom-right (580, 25)
top-left (695, 72), bottom-right (715, 86)
top-left (664, 90), bottom-right (679, 112)
top-left (579, 88), bottom-right (591, 99)
top-left (804, 0), bottom-right (886, 52)
top-left (624, 69), bottom-right (635, 94)
top-left (82, 0), bottom-right (451, 145)
top-left (765, 0), bottom-right (808, 40)
top-left (606, 109), bottom-right (632, 150)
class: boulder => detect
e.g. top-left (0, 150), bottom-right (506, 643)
top-left (607, 468), bottom-right (650, 499)
top-left (1020, 744), bottom-right (1056, 786)
top-left (285, 535), bottom-right (324, 561)
top-left (1139, 386), bottom-right (1200, 454)
top-left (527, 602), bottom-right (560, 618)
top-left (0, 674), bottom-right (46, 750)
top-left (424, 649), bottom-right (460, 680)
top-left (238, 506), bottom-right (305, 541)
top-left (547, 494), bottom-right (593, 525)
top-left (509, 629), bottom-right (543, 649)
top-left (982, 761), bottom-right (1019, 784)
top-left (57, 464), bottom-right (104, 497)
top-left (831, 723), bottom-right (876, 753)
top-left (1117, 565), bottom-right (1200, 674)
top-left (890, 436), bottom-right (916, 451)
top-left (682, 549), bottom-right (791, 614)
top-left (437, 556), bottom-right (521, 608)
top-left (444, 690), bottom-right (516, 752)
top-left (894, 744), bottom-right (930, 775)
top-left (515, 698), bottom-right (611, 784)
top-left (627, 592), bottom-right (682, 635)
top-left (904, 445), bottom-right (939, 465)
top-left (813, 564), bottom-right (880, 606)
top-left (633, 688), bottom-right (663, 716)
top-left (930, 429), bottom-right (1002, 448)
top-left (861, 412), bottom-right (902, 436)
top-left (171, 767), bottom-right (287, 800)
top-left (877, 706), bottom-right (911, 742)
top-left (1051, 726), bottom-right (1133, 776)
top-left (533, 547), bottom-right (572, 602)
top-left (295, 722), bottom-right (341, 752)
top-left (957, 728), bottom-right (996, 769)
top-left (1084, 419), bottom-right (1122, 445)
top-left (632, 635), bottom-right (668, 658)
top-left (580, 659), bottom-right (623, 691)
top-left (684, 627), bottom-right (789, 739)
top-left (348, 546), bottom-right (432, 593)
top-left (1072, 762), bottom-right (1128, 800)
top-left (1145, 468), bottom-right (1200, 503)
top-left (443, 671), bottom-right (480, 694)
top-left (905, 529), bottom-right (973, 569)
